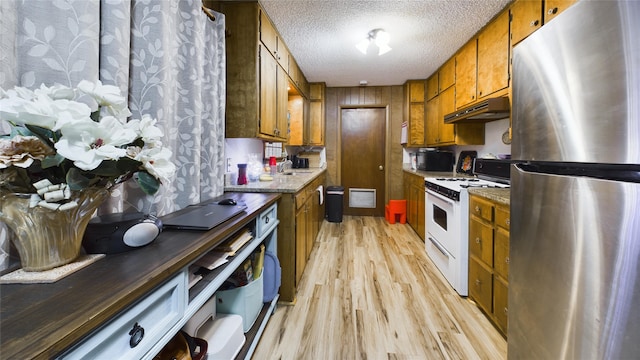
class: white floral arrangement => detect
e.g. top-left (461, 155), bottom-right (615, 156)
top-left (0, 81), bottom-right (175, 209)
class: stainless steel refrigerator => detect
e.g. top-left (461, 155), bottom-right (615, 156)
top-left (510, 1), bottom-right (640, 359)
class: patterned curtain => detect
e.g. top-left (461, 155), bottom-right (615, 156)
top-left (0, 0), bottom-right (226, 270)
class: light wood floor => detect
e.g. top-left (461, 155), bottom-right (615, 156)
top-left (254, 216), bottom-right (507, 359)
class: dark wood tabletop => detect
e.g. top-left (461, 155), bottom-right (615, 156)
top-left (0, 192), bottom-right (280, 360)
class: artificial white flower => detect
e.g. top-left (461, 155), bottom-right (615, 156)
top-left (0, 91), bottom-right (92, 130)
top-left (125, 114), bottom-right (164, 145)
top-left (77, 80), bottom-right (131, 120)
top-left (55, 116), bottom-right (137, 170)
top-left (135, 147), bottom-right (176, 184)
top-left (34, 83), bottom-right (75, 100)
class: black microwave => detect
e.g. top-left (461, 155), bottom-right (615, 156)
top-left (417, 151), bottom-right (453, 171)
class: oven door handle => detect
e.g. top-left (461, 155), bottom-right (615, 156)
top-left (428, 236), bottom-right (449, 258)
top-left (426, 189), bottom-right (456, 206)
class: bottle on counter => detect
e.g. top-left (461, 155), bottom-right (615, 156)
top-left (237, 163), bottom-right (248, 185)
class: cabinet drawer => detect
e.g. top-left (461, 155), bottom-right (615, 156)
top-left (495, 206), bottom-right (510, 230)
top-left (469, 258), bottom-right (493, 315)
top-left (61, 273), bottom-right (187, 360)
top-left (470, 196), bottom-right (494, 222)
top-left (469, 218), bottom-right (494, 266)
top-left (493, 276), bottom-right (509, 334)
top-left (256, 203), bottom-right (278, 238)
top-left (295, 190), bottom-right (308, 210)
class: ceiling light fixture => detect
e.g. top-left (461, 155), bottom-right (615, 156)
top-left (356, 28), bottom-right (392, 56)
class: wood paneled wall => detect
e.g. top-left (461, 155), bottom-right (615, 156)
top-left (324, 86), bottom-right (405, 204)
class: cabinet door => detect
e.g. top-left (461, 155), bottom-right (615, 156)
top-left (426, 73), bottom-right (439, 100)
top-left (425, 95), bottom-right (440, 145)
top-left (260, 46), bottom-right (278, 138)
top-left (495, 206), bottom-right (510, 231)
top-left (416, 182), bottom-right (425, 241)
top-left (544, 0), bottom-right (576, 23)
top-left (494, 227), bottom-right (510, 279)
top-left (477, 10), bottom-right (510, 99)
top-left (295, 205), bottom-right (306, 285)
top-left (409, 181), bottom-right (420, 233)
top-left (493, 276), bottom-right (509, 334)
top-left (276, 66), bottom-right (289, 140)
top-left (469, 217), bottom-right (494, 266)
top-left (510, 0), bottom-right (543, 45)
top-left (455, 39), bottom-right (477, 109)
top-left (406, 81), bottom-right (426, 147)
top-left (439, 58), bottom-right (455, 91)
top-left (403, 175), bottom-right (414, 226)
top-left (438, 86), bottom-right (456, 144)
top-left (308, 83), bottom-right (325, 145)
top-left (260, 10), bottom-right (278, 56)
top-left (469, 257), bottom-right (493, 315)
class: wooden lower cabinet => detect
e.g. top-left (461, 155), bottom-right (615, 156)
top-left (403, 171), bottom-right (425, 240)
top-left (278, 173), bottom-right (326, 303)
top-left (468, 194), bottom-right (510, 336)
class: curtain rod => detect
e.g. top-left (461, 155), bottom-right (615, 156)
top-left (202, 5), bottom-right (216, 21)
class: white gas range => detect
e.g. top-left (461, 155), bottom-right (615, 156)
top-left (424, 159), bottom-right (510, 296)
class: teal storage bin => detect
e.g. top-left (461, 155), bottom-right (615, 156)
top-left (216, 273), bottom-right (263, 333)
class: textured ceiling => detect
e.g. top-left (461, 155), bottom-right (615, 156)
top-left (259, 0), bottom-right (511, 87)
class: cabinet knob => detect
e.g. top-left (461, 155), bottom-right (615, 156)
top-left (379, 165), bottom-right (384, 171)
top-left (505, 219), bottom-right (510, 226)
top-left (548, 7), bottom-right (558, 15)
top-left (265, 216), bottom-right (270, 224)
top-left (530, 19), bottom-right (540, 27)
top-left (475, 206), bottom-right (480, 213)
top-left (505, 257), bottom-right (510, 264)
top-left (129, 322), bottom-right (145, 348)
top-left (475, 237), bottom-right (481, 244)
top-left (504, 307), bottom-right (509, 315)
top-left (475, 279), bottom-right (481, 286)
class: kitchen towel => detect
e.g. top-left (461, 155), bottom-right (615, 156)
top-left (316, 185), bottom-right (324, 205)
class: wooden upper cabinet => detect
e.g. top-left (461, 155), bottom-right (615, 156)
top-left (260, 10), bottom-right (288, 72)
top-left (438, 58), bottom-right (455, 91)
top-left (510, 0), bottom-right (543, 46)
top-left (259, 46), bottom-right (279, 138)
top-left (307, 83), bottom-right (325, 145)
top-left (409, 81), bottom-right (425, 102)
top-left (544, 0), bottom-right (577, 23)
top-left (426, 73), bottom-right (439, 100)
top-left (425, 95), bottom-right (440, 145)
top-left (260, 11), bottom-right (278, 55)
top-left (477, 10), bottom-right (510, 99)
top-left (438, 86), bottom-right (456, 144)
top-left (455, 39), bottom-right (477, 110)
top-left (404, 80), bottom-right (426, 147)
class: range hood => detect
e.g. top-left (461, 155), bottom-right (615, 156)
top-left (444, 97), bottom-right (510, 124)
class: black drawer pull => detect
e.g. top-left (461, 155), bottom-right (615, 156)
top-left (129, 322), bottom-right (144, 348)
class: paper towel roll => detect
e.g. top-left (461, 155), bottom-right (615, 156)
top-left (316, 185), bottom-right (324, 205)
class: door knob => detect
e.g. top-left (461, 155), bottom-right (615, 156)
top-left (378, 165), bottom-right (384, 171)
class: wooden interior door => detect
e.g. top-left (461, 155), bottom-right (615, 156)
top-left (341, 108), bottom-right (386, 216)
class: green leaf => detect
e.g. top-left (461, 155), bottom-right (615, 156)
top-left (91, 160), bottom-right (123, 177)
top-left (90, 110), bottom-right (100, 122)
top-left (115, 157), bottom-right (142, 173)
top-left (41, 153), bottom-right (65, 169)
top-left (24, 124), bottom-right (55, 148)
top-left (137, 171), bottom-right (160, 195)
top-left (66, 168), bottom-right (91, 190)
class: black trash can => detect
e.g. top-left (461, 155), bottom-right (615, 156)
top-left (326, 186), bottom-right (344, 223)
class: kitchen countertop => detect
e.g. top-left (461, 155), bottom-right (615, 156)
top-left (468, 187), bottom-right (510, 205)
top-left (225, 168), bottom-right (326, 193)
